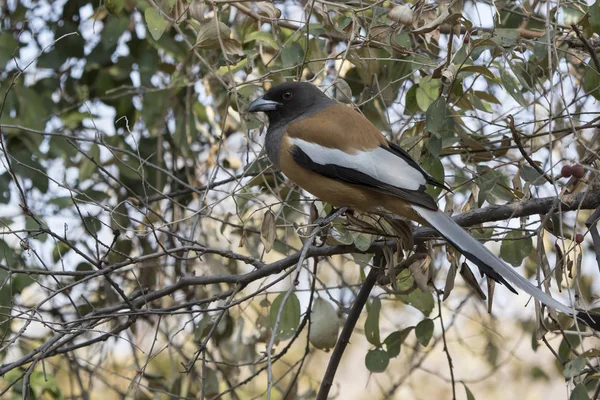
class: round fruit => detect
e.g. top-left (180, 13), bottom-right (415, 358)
top-left (575, 233), bottom-right (584, 244)
top-left (561, 165), bottom-right (573, 178)
top-left (571, 164), bottom-right (585, 179)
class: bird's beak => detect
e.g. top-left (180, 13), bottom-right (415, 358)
top-left (247, 96), bottom-right (282, 113)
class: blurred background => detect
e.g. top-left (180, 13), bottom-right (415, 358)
top-left (0, 0), bottom-right (599, 398)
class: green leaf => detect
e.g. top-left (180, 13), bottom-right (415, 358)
top-left (492, 28), bottom-right (519, 48)
top-left (459, 65), bottom-right (496, 80)
top-left (426, 97), bottom-right (448, 138)
top-left (501, 68), bottom-right (528, 107)
top-left (471, 227), bottom-right (495, 241)
top-left (79, 144), bottom-right (100, 182)
top-left (244, 31), bottom-right (279, 49)
top-left (309, 298), bottom-right (339, 350)
top-left (352, 232), bottom-right (374, 252)
top-left (384, 327), bottom-right (413, 358)
top-left (26, 216), bottom-right (47, 242)
top-left (12, 273), bottom-right (36, 293)
top-left (420, 155), bottom-right (444, 197)
top-left (0, 239), bottom-right (20, 265)
top-left (590, 1), bottom-right (600, 36)
top-left (365, 298), bottom-right (382, 346)
top-left (404, 84), bottom-right (420, 115)
top-left (102, 15), bottom-right (130, 49)
top-left (0, 269), bottom-right (11, 340)
top-left (564, 358), bottom-right (586, 378)
top-left (330, 226), bottom-right (354, 245)
top-left (0, 173), bottom-right (11, 204)
top-left (533, 30), bottom-right (553, 62)
top-left (559, 333), bottom-right (582, 361)
top-left (562, 3), bottom-right (586, 26)
top-left (194, 19), bottom-right (231, 49)
top-left (475, 166), bottom-right (513, 206)
top-left (269, 292), bottom-right (301, 341)
top-left (470, 92), bottom-right (492, 112)
top-left (500, 231), bottom-right (533, 267)
top-left (194, 317), bottom-right (214, 342)
top-left (55, 21), bottom-right (85, 59)
top-left (415, 318), bottom-right (434, 346)
top-left (203, 367), bottom-right (220, 398)
top-left (365, 348), bottom-right (389, 373)
top-left (142, 89), bottom-right (169, 131)
top-left (399, 288), bottom-right (435, 316)
top-left (474, 90), bottom-right (501, 104)
top-left (48, 136), bottom-right (78, 161)
top-left (145, 8), bottom-right (168, 41)
top-left (52, 242), bottom-right (72, 263)
top-left (216, 58), bottom-right (248, 76)
top-left (416, 77), bottom-right (440, 111)
top-left (426, 135), bottom-right (442, 158)
top-left (0, 33), bottom-right (18, 67)
top-left (520, 165), bottom-right (545, 186)
top-left (75, 263), bottom-right (94, 282)
top-left (13, 86), bottom-right (49, 131)
top-left (30, 370), bottom-right (63, 398)
top-left (75, 190), bottom-right (109, 203)
top-left (83, 216), bottom-right (102, 235)
top-left (105, 0), bottom-right (126, 15)
top-left (583, 65), bottom-right (600, 101)
top-left (281, 42), bottom-right (304, 68)
top-left (571, 384), bottom-right (590, 400)
top-left (10, 148), bottom-right (48, 193)
top-left (463, 383), bottom-right (476, 400)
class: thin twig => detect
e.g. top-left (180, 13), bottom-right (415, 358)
top-left (571, 24), bottom-right (600, 73)
top-left (507, 114), bottom-right (554, 184)
top-left (266, 207), bottom-right (347, 399)
top-left (437, 290), bottom-right (456, 400)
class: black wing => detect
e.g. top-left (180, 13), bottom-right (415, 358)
top-left (290, 145), bottom-right (439, 211)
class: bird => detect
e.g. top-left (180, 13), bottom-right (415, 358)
top-left (247, 81), bottom-right (600, 330)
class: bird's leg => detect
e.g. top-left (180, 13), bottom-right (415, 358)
top-left (312, 205), bottom-right (347, 227)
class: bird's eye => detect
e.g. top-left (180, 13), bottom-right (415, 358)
top-left (282, 91), bottom-right (293, 101)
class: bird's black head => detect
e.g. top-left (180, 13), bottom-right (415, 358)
top-left (247, 81), bottom-right (334, 126)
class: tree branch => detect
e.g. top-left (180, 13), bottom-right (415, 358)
top-left (413, 190), bottom-right (600, 238)
top-left (571, 24), bottom-right (600, 73)
top-left (316, 266), bottom-right (381, 400)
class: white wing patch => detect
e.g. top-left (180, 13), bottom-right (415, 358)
top-left (288, 138), bottom-right (426, 191)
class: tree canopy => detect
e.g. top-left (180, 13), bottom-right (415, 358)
top-left (0, 0), bottom-right (600, 399)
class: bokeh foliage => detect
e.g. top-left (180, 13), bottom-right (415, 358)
top-left (0, 0), bottom-right (599, 399)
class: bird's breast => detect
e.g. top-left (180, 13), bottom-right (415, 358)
top-left (264, 125), bottom-right (287, 168)
top-left (277, 134), bottom-right (380, 211)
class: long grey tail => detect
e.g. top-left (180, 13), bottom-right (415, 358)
top-left (412, 205), bottom-right (575, 315)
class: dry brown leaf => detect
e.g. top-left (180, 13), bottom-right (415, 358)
top-left (443, 254), bottom-right (458, 300)
top-left (412, 9), bottom-right (450, 35)
top-left (195, 19), bottom-right (231, 49)
top-left (256, 2), bottom-right (281, 19)
top-left (260, 210), bottom-right (276, 253)
top-left (409, 255), bottom-right (431, 292)
top-left (221, 38), bottom-right (245, 57)
top-left (460, 262), bottom-right (486, 300)
top-left (389, 5), bottom-right (414, 26)
top-left (487, 277), bottom-right (495, 314)
top-left (334, 79), bottom-right (353, 104)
